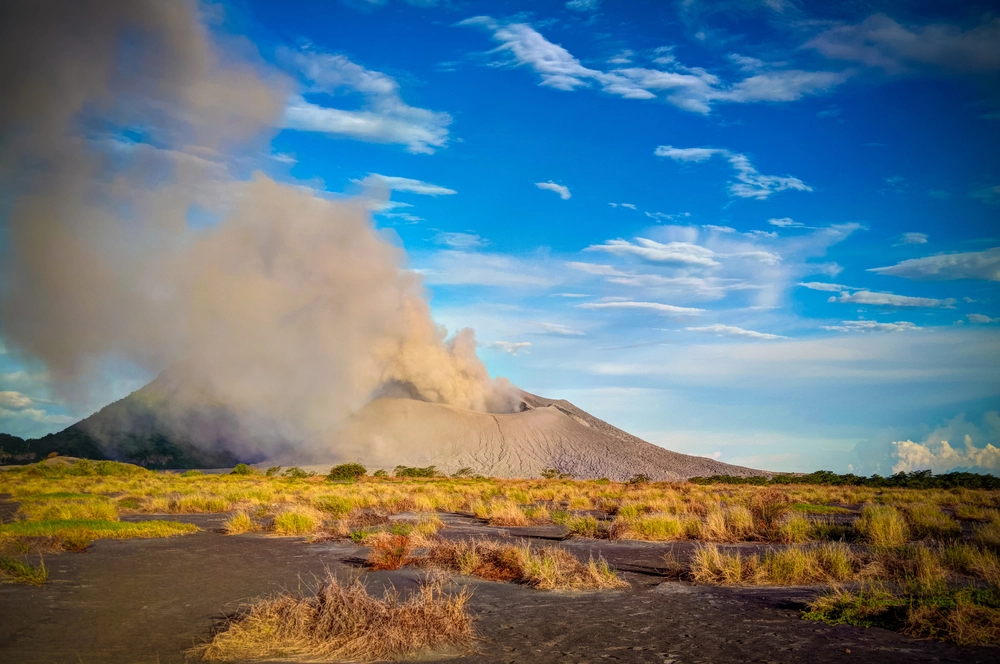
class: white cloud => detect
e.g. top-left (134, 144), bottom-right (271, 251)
top-left (586, 238), bottom-right (718, 266)
top-left (578, 301), bottom-right (705, 315)
top-left (768, 217), bottom-right (803, 228)
top-left (654, 146), bottom-right (722, 162)
top-left (416, 251), bottom-right (558, 288)
top-left (434, 232), bottom-right (485, 250)
top-left (281, 49), bottom-right (451, 154)
top-left (656, 146), bottom-right (812, 200)
top-left (829, 290), bottom-right (956, 308)
top-left (968, 314), bottom-right (999, 324)
top-left (535, 181), bottom-right (571, 199)
top-left (460, 18), bottom-right (847, 114)
top-left (685, 324), bottom-right (785, 340)
top-left (868, 247), bottom-right (1000, 281)
top-left (619, 203), bottom-right (637, 210)
top-left (357, 173), bottom-right (457, 196)
top-left (702, 225), bottom-right (736, 233)
top-left (531, 322), bottom-right (586, 336)
top-left (271, 152), bottom-right (297, 165)
top-left (891, 413), bottom-right (1000, 474)
top-left (896, 232), bottom-right (928, 245)
top-left (822, 320), bottom-right (920, 332)
top-left (566, 0), bottom-right (600, 11)
top-left (488, 341), bottom-right (532, 355)
top-left (799, 281), bottom-right (849, 292)
top-left (807, 14), bottom-right (1000, 74)
top-left (0, 390), bottom-right (33, 409)
top-left (971, 185), bottom-right (1000, 204)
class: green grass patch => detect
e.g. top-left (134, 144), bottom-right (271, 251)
top-left (0, 519), bottom-right (198, 545)
top-left (792, 503), bottom-right (851, 514)
top-left (804, 583), bottom-right (1000, 646)
top-left (0, 556), bottom-right (48, 585)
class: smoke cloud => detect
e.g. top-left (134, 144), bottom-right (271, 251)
top-left (0, 1), bottom-right (518, 456)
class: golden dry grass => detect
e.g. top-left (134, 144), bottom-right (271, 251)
top-left (198, 574), bottom-right (473, 662)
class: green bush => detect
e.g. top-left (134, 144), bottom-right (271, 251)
top-left (328, 463), bottom-right (367, 481)
top-left (394, 465), bottom-right (438, 478)
top-left (230, 463), bottom-right (253, 476)
top-left (180, 469), bottom-right (203, 477)
top-left (373, 469), bottom-right (388, 478)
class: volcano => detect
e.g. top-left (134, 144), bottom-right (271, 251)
top-left (12, 374), bottom-right (768, 480)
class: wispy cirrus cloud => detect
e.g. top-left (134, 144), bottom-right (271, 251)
top-left (355, 173), bottom-right (457, 196)
top-left (822, 320), bottom-right (920, 332)
top-left (281, 48), bottom-right (451, 154)
top-left (535, 181), bottom-right (571, 199)
top-left (577, 300), bottom-right (705, 315)
top-left (869, 247), bottom-right (1000, 281)
top-left (655, 145), bottom-right (812, 199)
top-left (585, 238), bottom-right (719, 266)
top-left (829, 290), bottom-right (955, 308)
top-left (459, 18), bottom-right (848, 114)
top-left (685, 324), bottom-right (785, 340)
top-left (807, 14), bottom-right (1000, 75)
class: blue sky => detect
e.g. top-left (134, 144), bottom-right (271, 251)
top-left (2, 0), bottom-right (999, 474)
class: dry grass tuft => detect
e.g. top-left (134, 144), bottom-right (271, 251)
top-left (691, 543), bottom-right (860, 585)
top-left (366, 534), bottom-right (415, 571)
top-left (199, 574), bottom-right (474, 662)
top-left (223, 512), bottom-right (260, 535)
top-left (420, 538), bottom-right (627, 590)
top-left (856, 505), bottom-right (909, 547)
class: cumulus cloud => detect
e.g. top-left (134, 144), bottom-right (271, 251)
top-left (685, 324), bottom-right (785, 340)
top-left (535, 181), bottom-right (571, 199)
top-left (822, 320), bottom-right (920, 332)
top-left (655, 146), bottom-right (812, 200)
top-left (807, 14), bottom-right (1000, 74)
top-left (586, 238), bottom-right (719, 266)
top-left (488, 341), bottom-right (531, 355)
top-left (356, 173), bottom-right (457, 196)
top-left (281, 49), bottom-right (451, 154)
top-left (896, 232), bottom-right (928, 245)
top-left (868, 247), bottom-right (1000, 281)
top-left (578, 301), bottom-right (706, 315)
top-left (968, 314), bottom-right (999, 324)
top-left (0, 391), bottom-right (33, 409)
top-left (828, 290), bottom-right (956, 308)
top-left (460, 18), bottom-right (847, 114)
top-left (892, 412), bottom-right (1000, 474)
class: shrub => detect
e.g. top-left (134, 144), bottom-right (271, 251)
top-left (394, 465), bottom-right (438, 478)
top-left (540, 468), bottom-right (573, 480)
top-left (282, 467), bottom-right (311, 480)
top-left (856, 505), bottom-right (909, 547)
top-left (451, 467), bottom-right (474, 478)
top-left (626, 474), bottom-right (651, 485)
top-left (329, 463), bottom-right (367, 481)
top-left (180, 469), bottom-right (203, 477)
top-left (746, 488), bottom-right (792, 536)
top-left (566, 515), bottom-right (600, 538)
top-left (373, 469), bottom-right (388, 478)
top-left (230, 464), bottom-right (253, 476)
top-left (198, 575), bottom-right (473, 662)
top-left (264, 466), bottom-right (282, 477)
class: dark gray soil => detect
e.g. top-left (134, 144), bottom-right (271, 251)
top-left (1, 512), bottom-right (997, 664)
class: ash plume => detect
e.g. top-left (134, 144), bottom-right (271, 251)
top-left (0, 1), bottom-right (518, 457)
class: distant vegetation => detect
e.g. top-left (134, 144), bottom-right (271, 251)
top-left (393, 465), bottom-right (439, 478)
top-left (690, 469), bottom-right (1000, 490)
